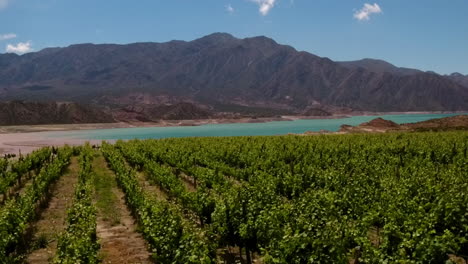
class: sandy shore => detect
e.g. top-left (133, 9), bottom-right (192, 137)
top-left (0, 131), bottom-right (108, 156)
top-left (2, 111), bottom-right (463, 134)
top-left (0, 116), bottom-right (342, 155)
top-left (0, 116), bottom-right (346, 134)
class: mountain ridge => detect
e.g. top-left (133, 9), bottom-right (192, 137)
top-left (337, 58), bottom-right (423, 76)
top-left (4, 33), bottom-right (465, 76)
top-left (1, 32), bottom-right (467, 117)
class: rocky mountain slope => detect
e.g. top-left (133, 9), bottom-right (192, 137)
top-left (337, 59), bottom-right (422, 76)
top-left (0, 101), bottom-right (115, 125)
top-left (338, 59), bottom-right (468, 91)
top-left (0, 33), bottom-right (467, 116)
top-left (113, 102), bottom-right (213, 122)
top-left (447, 73), bottom-right (468, 89)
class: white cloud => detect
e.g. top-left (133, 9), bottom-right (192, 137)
top-left (354, 3), bottom-right (382, 21)
top-left (226, 4), bottom-right (234, 13)
top-left (0, 0), bottom-right (10, 10)
top-left (0, 33), bottom-right (16, 41)
top-left (249, 0), bottom-right (277, 16)
top-left (6, 41), bottom-right (33, 54)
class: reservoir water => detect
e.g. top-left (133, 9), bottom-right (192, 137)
top-left (55, 113), bottom-right (465, 140)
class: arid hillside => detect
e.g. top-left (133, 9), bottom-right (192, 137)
top-left (339, 115), bottom-right (468, 133)
top-left (1, 33), bottom-right (467, 115)
top-left (0, 101), bottom-right (115, 125)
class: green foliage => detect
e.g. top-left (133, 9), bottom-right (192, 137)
top-left (0, 146), bottom-right (72, 260)
top-left (0, 147), bottom-right (52, 198)
top-left (102, 142), bottom-right (216, 263)
top-left (2, 131), bottom-right (467, 263)
top-left (113, 132), bottom-right (468, 263)
top-left (55, 144), bottom-right (99, 264)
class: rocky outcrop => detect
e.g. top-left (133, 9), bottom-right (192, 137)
top-left (339, 115), bottom-right (468, 133)
top-left (360, 118), bottom-right (400, 128)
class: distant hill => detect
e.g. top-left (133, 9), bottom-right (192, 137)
top-left (340, 115), bottom-right (468, 133)
top-left (0, 101), bottom-right (115, 125)
top-left (0, 33), bottom-right (467, 118)
top-left (403, 114), bottom-right (468, 131)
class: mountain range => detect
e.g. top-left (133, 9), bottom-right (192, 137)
top-left (0, 33), bottom-right (467, 124)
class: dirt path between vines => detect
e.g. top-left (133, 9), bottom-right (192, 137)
top-left (93, 153), bottom-right (153, 264)
top-left (26, 157), bottom-right (79, 264)
top-left (135, 170), bottom-right (168, 201)
top-left (179, 171), bottom-right (197, 192)
top-left (134, 163), bottom-right (260, 263)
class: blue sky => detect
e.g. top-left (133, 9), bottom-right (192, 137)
top-left (1, 0), bottom-right (467, 74)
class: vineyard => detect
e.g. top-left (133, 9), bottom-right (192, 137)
top-left (0, 131), bottom-right (467, 263)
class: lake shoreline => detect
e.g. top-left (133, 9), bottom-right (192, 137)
top-left (0, 132), bottom-right (107, 156)
top-left (1, 111), bottom-right (466, 134)
top-left (1, 112), bottom-right (466, 156)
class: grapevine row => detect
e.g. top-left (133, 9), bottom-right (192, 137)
top-left (0, 147), bottom-right (53, 200)
top-left (0, 146), bottom-right (72, 261)
top-left (112, 132), bottom-right (468, 263)
top-left (101, 142), bottom-right (216, 263)
top-left (54, 145), bottom-right (99, 263)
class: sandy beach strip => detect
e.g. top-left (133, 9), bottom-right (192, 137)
top-left (0, 131), bottom-right (106, 156)
top-left (1, 112), bottom-right (464, 135)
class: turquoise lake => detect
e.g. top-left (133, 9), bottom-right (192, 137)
top-left (56, 113), bottom-right (466, 140)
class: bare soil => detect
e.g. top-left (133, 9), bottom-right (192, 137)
top-left (93, 154), bottom-right (153, 264)
top-left (179, 171), bottom-right (197, 192)
top-left (26, 157), bottom-right (79, 264)
top-left (217, 246), bottom-right (264, 264)
top-left (448, 254), bottom-right (467, 264)
top-left (135, 170), bottom-right (168, 200)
